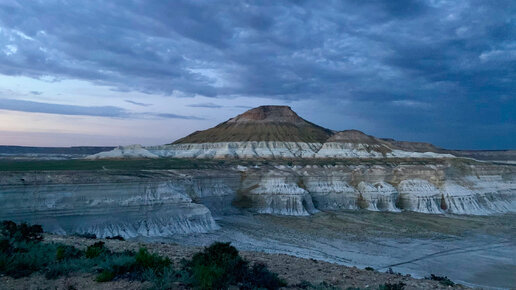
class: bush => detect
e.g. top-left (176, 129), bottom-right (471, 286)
top-left (96, 270), bottom-right (115, 282)
top-left (106, 235), bottom-right (125, 241)
top-left (95, 248), bottom-right (174, 283)
top-left (1, 241), bottom-right (57, 278)
top-left (426, 274), bottom-right (455, 286)
top-left (0, 239), bottom-right (12, 254)
top-left (98, 254), bottom-right (136, 277)
top-left (86, 241), bottom-right (107, 258)
top-left (365, 266), bottom-right (375, 271)
top-left (378, 282), bottom-right (406, 290)
top-left (1, 220), bottom-right (43, 242)
top-left (142, 266), bottom-right (186, 290)
top-left (74, 233), bottom-right (97, 239)
top-left (186, 242), bottom-right (248, 289)
top-left (56, 245), bottom-right (83, 261)
top-left (296, 281), bottom-right (339, 290)
top-left (243, 262), bottom-right (286, 289)
top-left (135, 248), bottom-right (171, 273)
top-left (185, 242), bottom-right (284, 290)
top-left (45, 258), bottom-right (93, 279)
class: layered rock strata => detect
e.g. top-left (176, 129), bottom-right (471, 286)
top-left (0, 161), bottom-right (513, 239)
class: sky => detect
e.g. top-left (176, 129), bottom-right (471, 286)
top-left (0, 0), bottom-right (514, 149)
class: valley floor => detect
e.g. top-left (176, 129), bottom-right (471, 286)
top-left (143, 211), bottom-right (516, 289)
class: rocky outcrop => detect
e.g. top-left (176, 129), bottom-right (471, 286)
top-left (87, 144), bottom-right (158, 159)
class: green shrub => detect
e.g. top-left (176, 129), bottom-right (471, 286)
top-left (96, 270), bottom-right (115, 282)
top-left (378, 282), bottom-right (406, 290)
top-left (1, 220), bottom-right (43, 242)
top-left (185, 242), bottom-right (284, 290)
top-left (1, 242), bottom-right (57, 278)
top-left (192, 264), bottom-right (226, 289)
top-left (98, 254), bottom-right (136, 277)
top-left (85, 241), bottom-right (107, 258)
top-left (186, 242), bottom-right (248, 289)
top-left (56, 245), bottom-right (83, 261)
top-left (243, 262), bottom-right (286, 289)
top-left (365, 266), bottom-right (375, 271)
top-left (45, 258), bottom-right (93, 279)
top-left (143, 267), bottom-right (188, 290)
top-left (106, 235), bottom-right (125, 241)
top-left (426, 274), bottom-right (455, 286)
top-left (74, 233), bottom-right (97, 239)
top-left (0, 239), bottom-right (12, 254)
top-left (135, 247), bottom-right (171, 273)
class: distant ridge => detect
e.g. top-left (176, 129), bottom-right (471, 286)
top-left (173, 105), bottom-right (333, 144)
top-left (0, 146), bottom-right (115, 155)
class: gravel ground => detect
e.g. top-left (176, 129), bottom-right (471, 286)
top-left (0, 233), bottom-right (467, 290)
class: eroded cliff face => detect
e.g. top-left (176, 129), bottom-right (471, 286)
top-left (0, 170), bottom-right (240, 238)
top-left (0, 160), bottom-right (514, 238)
top-left (105, 142), bottom-right (454, 159)
top-left (242, 162), bottom-right (515, 216)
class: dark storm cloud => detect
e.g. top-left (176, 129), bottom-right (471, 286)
top-left (0, 98), bottom-right (201, 120)
top-left (0, 0), bottom-right (514, 148)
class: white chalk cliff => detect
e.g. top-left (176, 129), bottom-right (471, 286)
top-left (1, 161), bottom-right (514, 238)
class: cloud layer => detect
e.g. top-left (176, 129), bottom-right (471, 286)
top-left (0, 0), bottom-right (514, 148)
top-left (0, 98), bottom-right (202, 120)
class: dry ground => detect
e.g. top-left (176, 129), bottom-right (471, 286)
top-left (0, 233), bottom-right (467, 290)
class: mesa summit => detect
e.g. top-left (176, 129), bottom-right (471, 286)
top-left (88, 106), bottom-right (455, 160)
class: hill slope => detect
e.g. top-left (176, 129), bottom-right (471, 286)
top-left (173, 106), bottom-right (333, 144)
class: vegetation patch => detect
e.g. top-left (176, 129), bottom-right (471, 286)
top-left (378, 281), bottom-right (406, 290)
top-left (426, 274), bottom-right (455, 286)
top-left (0, 221), bottom-right (285, 289)
top-left (184, 242), bottom-right (285, 289)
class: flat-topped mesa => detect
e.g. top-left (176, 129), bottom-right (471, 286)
top-left (87, 105), bottom-right (455, 159)
top-left (227, 105), bottom-right (308, 125)
top-left (173, 105), bottom-right (333, 144)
